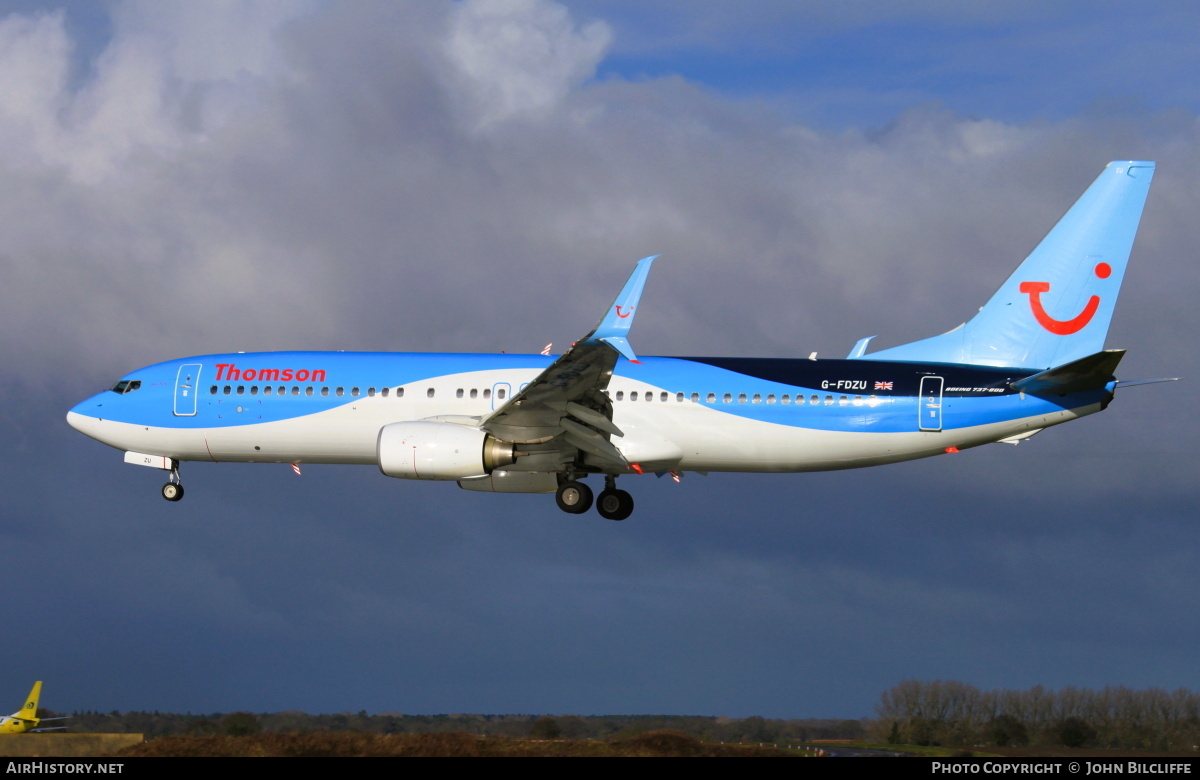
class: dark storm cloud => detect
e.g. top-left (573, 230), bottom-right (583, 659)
top-left (2, 0), bottom-right (1198, 717)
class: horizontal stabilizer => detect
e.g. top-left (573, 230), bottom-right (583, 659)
top-left (1010, 349), bottom-right (1124, 395)
top-left (996, 428), bottom-right (1044, 445)
top-left (1115, 377), bottom-right (1179, 389)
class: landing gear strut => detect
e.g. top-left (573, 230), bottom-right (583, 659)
top-left (555, 480), bottom-right (593, 514)
top-left (555, 474), bottom-right (635, 519)
top-left (596, 475), bottom-right (634, 521)
top-left (161, 464), bottom-right (184, 502)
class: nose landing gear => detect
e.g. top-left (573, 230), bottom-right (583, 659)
top-left (161, 464), bottom-right (184, 502)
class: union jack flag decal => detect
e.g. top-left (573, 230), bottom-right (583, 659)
top-left (874, 381), bottom-right (893, 390)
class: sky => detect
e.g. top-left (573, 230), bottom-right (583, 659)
top-left (3, 0), bottom-right (1199, 719)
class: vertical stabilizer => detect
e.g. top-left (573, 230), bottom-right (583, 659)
top-left (18, 681), bottom-right (40, 721)
top-left (863, 161), bottom-right (1154, 369)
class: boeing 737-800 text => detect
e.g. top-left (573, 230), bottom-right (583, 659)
top-left (68, 162), bottom-right (1163, 520)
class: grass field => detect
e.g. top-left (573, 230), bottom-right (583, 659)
top-left (114, 730), bottom-right (804, 757)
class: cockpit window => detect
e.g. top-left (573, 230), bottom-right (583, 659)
top-left (110, 380), bottom-right (142, 394)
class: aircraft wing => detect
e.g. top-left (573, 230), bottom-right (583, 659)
top-left (480, 256), bottom-right (657, 467)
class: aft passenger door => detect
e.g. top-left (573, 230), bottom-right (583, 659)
top-left (918, 376), bottom-right (943, 431)
top-left (174, 363), bottom-right (202, 416)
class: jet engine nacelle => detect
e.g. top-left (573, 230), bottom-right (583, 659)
top-left (377, 421), bottom-right (515, 480)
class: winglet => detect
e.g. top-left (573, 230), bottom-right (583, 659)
top-left (585, 255), bottom-right (658, 363)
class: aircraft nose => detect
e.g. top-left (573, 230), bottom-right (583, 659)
top-left (66, 409), bottom-right (86, 433)
top-left (67, 395), bottom-right (107, 438)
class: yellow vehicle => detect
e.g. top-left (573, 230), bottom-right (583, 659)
top-left (0, 682), bottom-right (67, 733)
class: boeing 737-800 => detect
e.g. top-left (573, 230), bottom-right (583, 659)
top-left (68, 162), bottom-right (1162, 520)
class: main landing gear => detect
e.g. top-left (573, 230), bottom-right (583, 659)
top-left (556, 475), bottom-right (634, 520)
top-left (555, 480), bottom-right (592, 514)
top-left (597, 484), bottom-right (634, 521)
top-left (161, 464), bottom-right (184, 502)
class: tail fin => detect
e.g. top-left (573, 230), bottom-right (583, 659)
top-left (17, 681), bottom-right (40, 720)
top-left (862, 161), bottom-right (1155, 369)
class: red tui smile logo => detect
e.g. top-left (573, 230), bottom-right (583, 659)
top-left (1019, 262), bottom-right (1110, 335)
top-left (615, 305), bottom-right (634, 318)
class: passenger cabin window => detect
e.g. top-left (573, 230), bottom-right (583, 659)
top-left (427, 388), bottom-right (435, 398)
top-left (456, 389), bottom-right (464, 398)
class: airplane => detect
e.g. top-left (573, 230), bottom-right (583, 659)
top-left (0, 682), bottom-right (68, 733)
top-left (68, 161), bottom-right (1165, 520)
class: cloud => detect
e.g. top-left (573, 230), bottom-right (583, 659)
top-left (443, 0), bottom-right (612, 132)
top-left (5, 0), bottom-right (1199, 716)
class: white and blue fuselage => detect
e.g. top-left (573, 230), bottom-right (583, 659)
top-left (68, 351), bottom-right (1101, 471)
top-left (65, 162), bottom-right (1158, 519)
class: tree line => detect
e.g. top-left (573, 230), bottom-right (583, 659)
top-left (875, 679), bottom-right (1200, 750)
